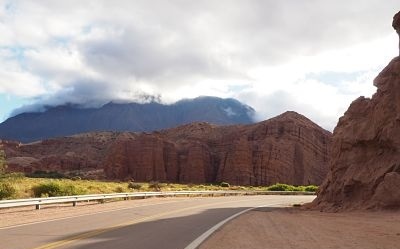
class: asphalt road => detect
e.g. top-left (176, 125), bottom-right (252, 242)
top-left (1, 195), bottom-right (315, 249)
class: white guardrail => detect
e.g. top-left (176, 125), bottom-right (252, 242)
top-left (0, 190), bottom-right (315, 210)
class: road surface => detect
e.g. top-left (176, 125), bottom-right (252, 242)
top-left (0, 195), bottom-right (314, 249)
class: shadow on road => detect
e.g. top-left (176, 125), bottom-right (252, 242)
top-left (53, 206), bottom-right (278, 249)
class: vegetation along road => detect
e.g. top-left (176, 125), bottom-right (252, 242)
top-left (0, 195), bottom-right (314, 249)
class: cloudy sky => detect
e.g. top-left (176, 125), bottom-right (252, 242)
top-left (0, 0), bottom-right (399, 130)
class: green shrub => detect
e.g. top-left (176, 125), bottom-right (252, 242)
top-left (0, 182), bottom-right (16, 199)
top-left (292, 186), bottom-right (304, 192)
top-left (70, 176), bottom-right (82, 181)
top-left (267, 183), bottom-right (295, 191)
top-left (149, 181), bottom-right (162, 191)
top-left (304, 185), bottom-right (318, 192)
top-left (267, 183), bottom-right (318, 192)
top-left (128, 182), bottom-right (142, 190)
top-left (220, 182), bottom-right (230, 188)
top-left (32, 182), bottom-right (60, 197)
top-left (32, 182), bottom-right (86, 197)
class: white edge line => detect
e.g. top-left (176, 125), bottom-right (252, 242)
top-left (0, 196), bottom-right (271, 230)
top-left (184, 203), bottom-right (284, 249)
top-left (0, 199), bottom-right (188, 230)
top-left (0, 195), bottom-right (264, 230)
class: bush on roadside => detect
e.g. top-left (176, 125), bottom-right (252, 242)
top-left (304, 185), bottom-right (318, 192)
top-left (267, 183), bottom-right (319, 192)
top-left (0, 182), bottom-right (16, 199)
top-left (32, 181), bottom-right (86, 197)
top-left (128, 182), bottom-right (142, 190)
top-left (267, 183), bottom-right (295, 191)
top-left (149, 181), bottom-right (162, 191)
top-left (220, 182), bottom-right (230, 188)
top-left (70, 176), bottom-right (82, 181)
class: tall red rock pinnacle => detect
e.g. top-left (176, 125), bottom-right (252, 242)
top-left (311, 12), bottom-right (400, 210)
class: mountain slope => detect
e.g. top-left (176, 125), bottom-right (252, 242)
top-left (3, 111), bottom-right (331, 186)
top-left (0, 96), bottom-right (254, 143)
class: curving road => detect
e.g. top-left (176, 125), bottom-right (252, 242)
top-left (1, 195), bottom-right (314, 249)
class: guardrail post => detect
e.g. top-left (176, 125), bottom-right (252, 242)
top-left (35, 204), bottom-right (41, 210)
top-left (72, 201), bottom-right (77, 207)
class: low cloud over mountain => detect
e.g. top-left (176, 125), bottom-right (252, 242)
top-left (0, 96), bottom-right (255, 143)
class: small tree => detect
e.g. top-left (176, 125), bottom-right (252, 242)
top-left (0, 149), bottom-right (6, 175)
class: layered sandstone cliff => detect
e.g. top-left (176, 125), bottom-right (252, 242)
top-left (2, 112), bottom-right (331, 185)
top-left (311, 57), bottom-right (400, 210)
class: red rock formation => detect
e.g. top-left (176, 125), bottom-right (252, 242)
top-left (103, 112), bottom-right (331, 185)
top-left (1, 132), bottom-right (118, 178)
top-left (311, 56), bottom-right (400, 211)
top-left (3, 112), bottom-right (331, 186)
top-left (393, 10), bottom-right (400, 55)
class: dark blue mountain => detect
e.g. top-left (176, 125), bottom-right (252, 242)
top-left (0, 96), bottom-right (255, 142)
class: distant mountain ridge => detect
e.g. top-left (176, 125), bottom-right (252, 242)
top-left (2, 111), bottom-right (331, 186)
top-left (0, 96), bottom-right (255, 142)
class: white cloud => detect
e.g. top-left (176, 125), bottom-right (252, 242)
top-left (0, 48), bottom-right (46, 97)
top-left (0, 0), bottom-right (399, 129)
top-left (233, 34), bottom-right (396, 130)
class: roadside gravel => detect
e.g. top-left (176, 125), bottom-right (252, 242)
top-left (200, 207), bottom-right (400, 249)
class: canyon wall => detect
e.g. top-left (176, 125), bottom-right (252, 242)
top-left (3, 112), bottom-right (331, 185)
top-left (311, 57), bottom-right (400, 210)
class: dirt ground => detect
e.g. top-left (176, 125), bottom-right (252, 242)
top-left (200, 207), bottom-right (400, 249)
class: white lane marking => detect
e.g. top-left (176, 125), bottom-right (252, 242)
top-left (184, 203), bottom-right (285, 249)
top-left (0, 196), bottom-right (272, 230)
top-left (0, 199), bottom-right (190, 230)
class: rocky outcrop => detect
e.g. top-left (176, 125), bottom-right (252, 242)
top-left (3, 112), bottom-right (331, 185)
top-left (1, 132), bottom-right (118, 178)
top-left (311, 56), bottom-right (400, 211)
top-left (103, 111), bottom-right (331, 185)
top-left (394, 10), bottom-right (400, 55)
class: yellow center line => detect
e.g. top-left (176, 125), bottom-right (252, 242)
top-left (31, 198), bottom-right (261, 249)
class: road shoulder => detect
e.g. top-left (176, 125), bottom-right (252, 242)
top-left (199, 207), bottom-right (400, 249)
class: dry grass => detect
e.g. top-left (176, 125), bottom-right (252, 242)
top-left (0, 174), bottom-right (317, 200)
top-left (1, 177), bottom-right (267, 199)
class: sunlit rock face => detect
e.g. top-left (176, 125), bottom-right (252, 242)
top-left (103, 111), bottom-right (331, 185)
top-left (311, 56), bottom-right (400, 211)
top-left (3, 111), bottom-right (331, 186)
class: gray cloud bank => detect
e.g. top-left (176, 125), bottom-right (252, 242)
top-left (1, 0), bottom-right (399, 129)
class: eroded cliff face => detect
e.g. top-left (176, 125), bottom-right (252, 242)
top-left (311, 57), bottom-right (400, 211)
top-left (103, 111), bottom-right (331, 185)
top-left (2, 112), bottom-right (331, 185)
top-left (1, 132), bottom-right (118, 178)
